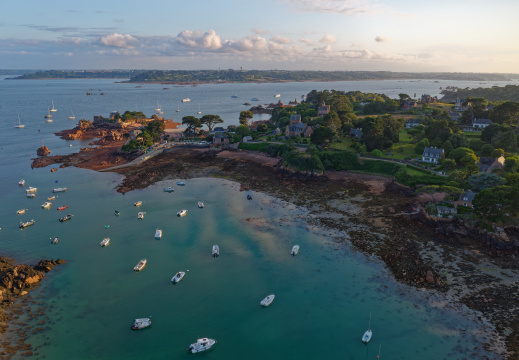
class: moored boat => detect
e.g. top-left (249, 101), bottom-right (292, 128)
top-left (177, 209), bottom-right (187, 217)
top-left (198, 202), bottom-right (204, 208)
top-left (155, 229), bottom-right (162, 239)
top-left (18, 179), bottom-right (25, 186)
top-left (59, 214), bottom-right (73, 222)
top-left (26, 194), bottom-right (36, 198)
top-left (114, 210), bottom-right (120, 216)
top-left (247, 194), bottom-right (252, 200)
top-left (57, 205), bottom-right (68, 211)
top-left (164, 187), bottom-right (174, 193)
top-left (274, 93), bottom-right (281, 97)
top-left (212, 244), bottom-right (219, 257)
top-left (42, 202), bottom-right (52, 209)
top-left (291, 245), bottom-right (300, 256)
top-left (49, 100), bottom-right (57, 112)
top-left (51, 237), bottom-right (59, 244)
top-left (138, 212), bottom-right (145, 220)
top-left (47, 196), bottom-right (56, 201)
top-left (176, 181), bottom-right (185, 186)
top-left (100, 238), bottom-right (110, 247)
top-left (361, 313), bottom-right (372, 343)
top-left (171, 271), bottom-right (185, 283)
top-left (181, 98), bottom-right (191, 102)
top-left (19, 219), bottom-right (35, 229)
top-left (52, 187), bottom-right (68, 193)
top-left (131, 317), bottom-right (151, 330)
top-left (134, 201), bottom-right (143, 207)
top-left (16, 209), bottom-right (27, 215)
top-left (134, 258), bottom-right (147, 271)
top-left (26, 187), bottom-right (37, 193)
top-left (187, 338), bottom-right (216, 353)
top-left (251, 97), bottom-right (260, 101)
top-left (260, 294), bottom-right (275, 307)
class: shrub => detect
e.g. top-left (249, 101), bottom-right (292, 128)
top-left (371, 149), bottom-right (382, 157)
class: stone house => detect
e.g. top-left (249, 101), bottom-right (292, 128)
top-left (455, 98), bottom-right (471, 111)
top-left (212, 133), bottom-right (229, 146)
top-left (420, 94), bottom-right (437, 103)
top-left (317, 102), bottom-right (331, 117)
top-left (403, 101), bottom-right (417, 111)
top-left (212, 127), bottom-right (226, 133)
top-left (285, 114), bottom-right (313, 137)
top-left (454, 191), bottom-right (477, 209)
top-left (422, 147), bottom-right (444, 164)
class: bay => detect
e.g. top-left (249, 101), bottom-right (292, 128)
top-left (0, 78), bottom-right (503, 359)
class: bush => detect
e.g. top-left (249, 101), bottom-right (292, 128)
top-left (371, 149), bottom-right (382, 157)
top-left (283, 151), bottom-right (324, 172)
top-left (319, 150), bottom-right (361, 171)
top-left (406, 164), bottom-right (431, 174)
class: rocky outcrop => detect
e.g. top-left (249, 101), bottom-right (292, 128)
top-left (36, 146), bottom-right (50, 156)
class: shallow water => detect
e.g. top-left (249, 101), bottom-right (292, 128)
top-left (0, 78), bottom-right (502, 359)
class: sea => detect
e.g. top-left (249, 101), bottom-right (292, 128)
top-left (1, 76), bottom-right (516, 359)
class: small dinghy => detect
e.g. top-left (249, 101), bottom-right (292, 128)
top-left (198, 202), bottom-right (204, 208)
top-left (25, 187), bottom-right (37, 193)
top-left (134, 201), bottom-right (143, 207)
top-left (51, 237), bottom-right (59, 244)
top-left (176, 181), bottom-right (185, 186)
top-left (18, 179), bottom-right (25, 186)
top-left (26, 193), bottom-right (36, 198)
top-left (19, 219), bottom-right (35, 229)
top-left (134, 258), bottom-right (147, 271)
top-left (52, 187), bottom-right (68, 193)
top-left (155, 229), bottom-right (162, 239)
top-left (187, 338), bottom-right (216, 353)
top-left (114, 210), bottom-right (120, 216)
top-left (212, 245), bottom-right (219, 257)
top-left (42, 202), bottom-right (52, 209)
top-left (131, 317), bottom-right (151, 330)
top-left (57, 205), bottom-right (69, 211)
top-left (138, 212), bottom-right (145, 220)
top-left (171, 271), bottom-right (185, 283)
top-left (59, 214), bottom-right (74, 222)
top-left (260, 294), bottom-right (275, 307)
top-left (291, 245), bottom-right (300, 256)
top-left (177, 209), bottom-right (187, 217)
top-left (100, 238), bottom-right (110, 247)
top-left (47, 196), bottom-right (56, 201)
top-left (164, 187), bottom-right (174, 193)
top-left (16, 209), bottom-right (27, 215)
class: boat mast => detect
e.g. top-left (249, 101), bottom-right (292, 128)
top-left (376, 344), bottom-right (381, 359)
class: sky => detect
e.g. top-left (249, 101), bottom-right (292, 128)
top-left (1, 0), bottom-right (518, 72)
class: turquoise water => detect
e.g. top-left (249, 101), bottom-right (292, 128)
top-left (0, 78), bottom-right (502, 359)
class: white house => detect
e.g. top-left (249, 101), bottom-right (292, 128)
top-left (472, 118), bottom-right (492, 130)
top-left (422, 147), bottom-right (444, 164)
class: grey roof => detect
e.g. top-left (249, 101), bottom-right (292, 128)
top-left (473, 118), bottom-right (492, 125)
top-left (214, 133), bottom-right (228, 139)
top-left (288, 122), bottom-right (307, 132)
top-left (459, 191), bottom-right (477, 203)
top-left (437, 205), bottom-right (456, 213)
top-left (423, 147), bottom-right (444, 156)
top-left (350, 128), bottom-right (362, 135)
top-left (213, 127), bottom-right (225, 132)
top-left (290, 114), bottom-right (301, 122)
top-left (406, 119), bottom-right (420, 124)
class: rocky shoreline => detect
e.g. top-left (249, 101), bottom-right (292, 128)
top-left (0, 257), bottom-right (65, 358)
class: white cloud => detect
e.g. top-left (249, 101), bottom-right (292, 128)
top-left (270, 36), bottom-right (292, 44)
top-left (175, 29), bottom-right (222, 50)
top-left (222, 35), bottom-right (269, 53)
top-left (375, 35), bottom-right (390, 43)
top-left (299, 38), bottom-right (313, 46)
top-left (252, 28), bottom-right (270, 35)
top-left (319, 34), bottom-right (337, 43)
top-left (99, 33), bottom-right (137, 48)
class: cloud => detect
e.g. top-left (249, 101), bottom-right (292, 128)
top-left (25, 25), bottom-right (81, 33)
top-left (351, 42), bottom-right (362, 48)
top-left (270, 36), bottom-right (292, 44)
top-left (222, 35), bottom-right (269, 53)
top-left (99, 33), bottom-right (138, 48)
top-left (375, 35), bottom-right (390, 43)
top-left (252, 28), bottom-right (270, 35)
top-left (319, 34), bottom-right (337, 43)
top-left (299, 38), bottom-right (313, 46)
top-left (175, 29), bottom-right (222, 50)
top-left (280, 0), bottom-right (389, 16)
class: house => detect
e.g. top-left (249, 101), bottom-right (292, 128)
top-left (129, 129), bottom-right (142, 140)
top-left (478, 156), bottom-right (505, 173)
top-left (422, 147), bottom-right (444, 164)
top-left (437, 205), bottom-right (457, 217)
top-left (403, 101), bottom-right (417, 111)
top-left (212, 127), bottom-right (226, 133)
top-left (289, 114), bottom-right (301, 125)
top-left (455, 98), bottom-right (471, 111)
top-left (459, 124), bottom-right (476, 132)
top-left (212, 133), bottom-right (229, 146)
top-left (286, 122), bottom-right (313, 137)
top-left (449, 112), bottom-right (461, 121)
top-left (317, 102), bottom-right (331, 117)
top-left (270, 127), bottom-right (281, 135)
top-left (472, 118), bottom-right (492, 130)
top-left (242, 136), bottom-right (253, 142)
top-left (454, 191), bottom-right (477, 209)
top-left (350, 128), bottom-right (362, 139)
top-left (405, 119), bottom-right (421, 129)
top-left (420, 94), bottom-right (437, 103)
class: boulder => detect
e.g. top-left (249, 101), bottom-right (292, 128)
top-left (37, 146), bottom-right (51, 156)
top-left (426, 270), bottom-right (435, 284)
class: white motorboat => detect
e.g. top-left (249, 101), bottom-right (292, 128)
top-left (198, 202), bottom-right (204, 208)
top-left (361, 313), bottom-right (372, 343)
top-left (251, 97), bottom-right (260, 101)
top-left (274, 94), bottom-right (281, 97)
top-left (52, 187), bottom-right (69, 193)
top-left (164, 187), bottom-right (174, 193)
top-left (260, 294), bottom-right (275, 307)
top-left (51, 237), bottom-right (59, 244)
top-left (14, 114), bottom-right (25, 128)
top-left (181, 98), bottom-right (191, 102)
top-left (26, 187), bottom-right (37, 193)
top-left (177, 209), bottom-right (187, 217)
top-left (131, 317), bottom-right (151, 330)
top-left (138, 212), bottom-right (145, 220)
top-left (47, 196), bottom-right (56, 201)
top-left (176, 181), bottom-right (185, 186)
top-left (26, 193), bottom-right (36, 198)
top-left (187, 338), bottom-right (216, 353)
top-left (291, 245), bottom-right (300, 256)
top-left (134, 201), bottom-right (143, 207)
top-left (49, 100), bottom-right (57, 112)
top-left (155, 229), bottom-right (162, 239)
top-left (212, 245), bottom-right (219, 257)
top-left (134, 258), bottom-right (147, 271)
top-left (18, 179), bottom-right (25, 186)
top-left (42, 202), bottom-right (52, 209)
top-left (19, 219), bottom-right (35, 229)
top-left (171, 271), bottom-right (185, 283)
top-left (16, 209), bottom-right (27, 215)
top-left (68, 110), bottom-right (75, 120)
top-left (100, 238), bottom-right (110, 247)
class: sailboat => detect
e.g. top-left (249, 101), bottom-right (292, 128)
top-left (361, 312), bottom-right (372, 343)
top-left (49, 100), bottom-right (57, 112)
top-left (68, 110), bottom-right (75, 120)
top-left (175, 105), bottom-right (180, 112)
top-left (155, 101), bottom-right (163, 114)
top-left (14, 114), bottom-right (25, 128)
top-left (197, 105), bottom-right (201, 115)
top-left (44, 107), bottom-right (53, 121)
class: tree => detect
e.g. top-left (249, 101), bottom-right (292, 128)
top-left (473, 186), bottom-right (511, 222)
top-left (310, 126), bottom-right (335, 145)
top-left (239, 111), bottom-right (253, 126)
top-left (492, 130), bottom-right (518, 152)
top-left (414, 138), bottom-right (429, 155)
top-left (492, 148), bottom-right (505, 158)
top-left (449, 147), bottom-right (475, 164)
top-left (489, 101), bottom-right (519, 125)
top-left (440, 158), bottom-right (457, 171)
top-left (323, 111), bottom-right (341, 133)
top-left (235, 125), bottom-right (250, 137)
top-left (201, 114), bottom-right (223, 132)
top-left (468, 173), bottom-right (505, 192)
top-left (480, 144), bottom-right (494, 157)
top-left (256, 123), bottom-right (268, 133)
top-left (424, 119), bottom-right (453, 142)
top-left (182, 116), bottom-right (201, 135)
top-left (442, 140), bottom-right (454, 157)
top-left (448, 134), bottom-right (468, 149)
top-left (505, 156), bottom-right (519, 173)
